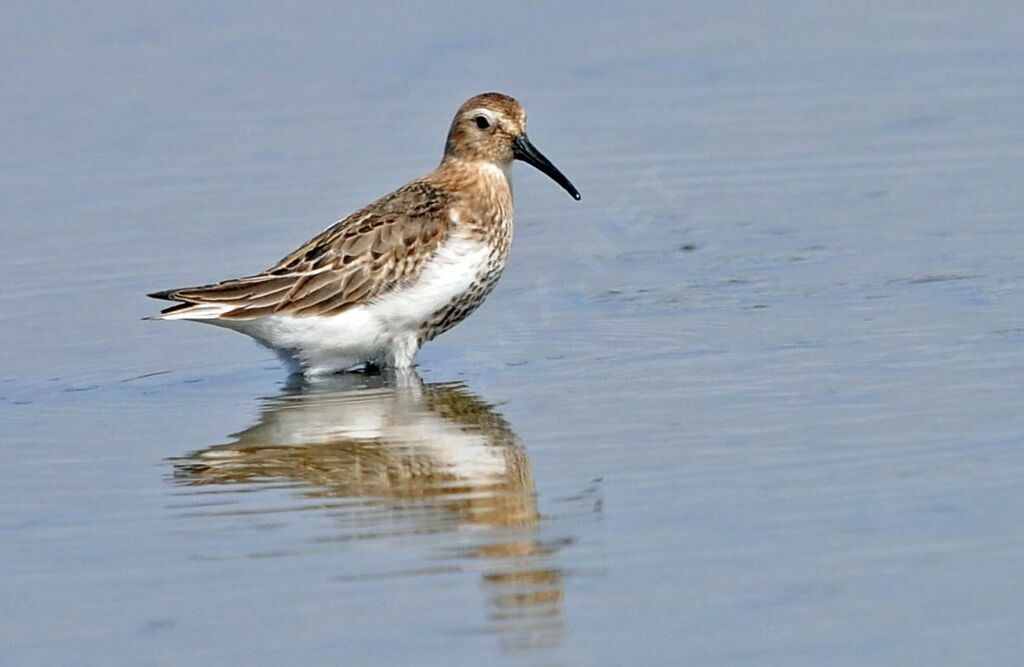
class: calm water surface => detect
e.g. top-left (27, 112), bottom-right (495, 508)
top-left (2, 3), bottom-right (1023, 665)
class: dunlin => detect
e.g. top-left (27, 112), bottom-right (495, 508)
top-left (148, 92), bottom-right (580, 376)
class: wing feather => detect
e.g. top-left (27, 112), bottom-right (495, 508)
top-left (149, 180), bottom-right (454, 320)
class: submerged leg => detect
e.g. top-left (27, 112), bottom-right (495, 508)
top-left (387, 333), bottom-right (421, 370)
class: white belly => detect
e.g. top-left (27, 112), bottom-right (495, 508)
top-left (225, 233), bottom-right (493, 375)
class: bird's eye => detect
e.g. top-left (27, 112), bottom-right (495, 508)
top-left (474, 115), bottom-right (490, 130)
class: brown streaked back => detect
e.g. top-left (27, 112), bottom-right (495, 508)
top-left (151, 179), bottom-right (455, 319)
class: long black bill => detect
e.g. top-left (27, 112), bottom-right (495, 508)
top-left (512, 134), bottom-right (581, 200)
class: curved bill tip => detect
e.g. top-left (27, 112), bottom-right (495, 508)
top-left (513, 134), bottom-right (581, 201)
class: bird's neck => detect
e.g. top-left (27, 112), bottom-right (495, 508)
top-left (435, 157), bottom-right (514, 223)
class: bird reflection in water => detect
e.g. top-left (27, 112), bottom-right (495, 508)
top-left (171, 371), bottom-right (564, 651)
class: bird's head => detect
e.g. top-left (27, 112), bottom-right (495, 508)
top-left (444, 92), bottom-right (580, 200)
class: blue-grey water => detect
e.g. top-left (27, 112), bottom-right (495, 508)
top-left (2, 2), bottom-right (1023, 665)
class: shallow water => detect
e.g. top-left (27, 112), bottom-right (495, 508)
top-left (3, 3), bottom-right (1024, 665)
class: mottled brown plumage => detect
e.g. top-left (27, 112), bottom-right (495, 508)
top-left (148, 92), bottom-right (579, 375)
top-left (155, 180), bottom-right (456, 320)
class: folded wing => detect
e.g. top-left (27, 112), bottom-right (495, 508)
top-left (149, 181), bottom-right (453, 320)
